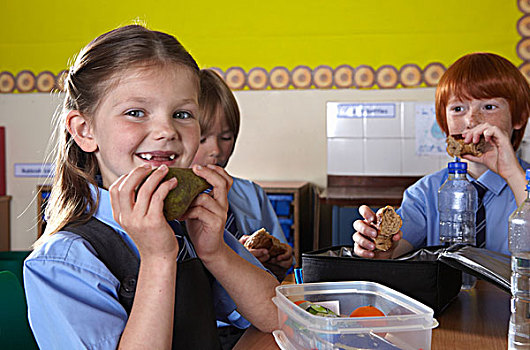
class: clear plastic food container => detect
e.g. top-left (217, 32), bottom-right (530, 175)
top-left (272, 281), bottom-right (439, 350)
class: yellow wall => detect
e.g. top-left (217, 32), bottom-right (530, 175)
top-left (1, 0), bottom-right (526, 90)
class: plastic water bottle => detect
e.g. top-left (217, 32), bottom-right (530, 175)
top-left (507, 169), bottom-right (530, 349)
top-left (438, 161), bottom-right (478, 290)
top-left (438, 163), bottom-right (457, 245)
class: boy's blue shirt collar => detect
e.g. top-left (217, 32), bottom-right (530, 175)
top-left (470, 157), bottom-right (530, 196)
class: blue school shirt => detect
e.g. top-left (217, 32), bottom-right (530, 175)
top-left (23, 185), bottom-right (266, 349)
top-left (397, 159), bottom-right (530, 255)
top-left (228, 177), bottom-right (289, 244)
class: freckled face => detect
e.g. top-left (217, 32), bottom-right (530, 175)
top-left (192, 109), bottom-right (235, 168)
top-left (89, 64), bottom-right (200, 188)
top-left (445, 96), bottom-right (514, 136)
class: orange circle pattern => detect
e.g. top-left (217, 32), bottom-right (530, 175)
top-left (0, 72), bottom-right (16, 93)
top-left (423, 63), bottom-right (446, 87)
top-left (2, 59), bottom-right (528, 93)
top-left (15, 71), bottom-right (36, 93)
top-left (247, 67), bottom-right (268, 90)
top-left (519, 0), bottom-right (530, 13)
top-left (291, 66), bottom-right (312, 89)
top-left (376, 65), bottom-right (399, 89)
top-left (333, 65), bottom-right (354, 88)
top-left (354, 65), bottom-right (375, 88)
top-left (269, 67), bottom-right (290, 89)
top-left (313, 65), bottom-right (333, 89)
top-left (518, 2), bottom-right (530, 79)
top-left (399, 64), bottom-right (422, 87)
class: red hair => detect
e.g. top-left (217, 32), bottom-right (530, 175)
top-left (435, 53), bottom-right (530, 150)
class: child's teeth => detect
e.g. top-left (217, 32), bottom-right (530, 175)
top-left (142, 154), bottom-right (153, 160)
top-left (169, 154), bottom-right (175, 160)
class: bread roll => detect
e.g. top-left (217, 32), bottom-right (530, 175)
top-left (374, 206), bottom-right (402, 252)
top-left (244, 228), bottom-right (288, 257)
top-left (446, 134), bottom-right (486, 158)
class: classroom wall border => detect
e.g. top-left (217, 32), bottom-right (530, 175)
top-left (1, 1), bottom-right (529, 93)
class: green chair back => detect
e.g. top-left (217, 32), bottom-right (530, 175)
top-left (0, 251), bottom-right (31, 287)
top-left (0, 271), bottom-right (39, 349)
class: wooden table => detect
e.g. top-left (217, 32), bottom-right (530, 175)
top-left (234, 280), bottom-right (510, 349)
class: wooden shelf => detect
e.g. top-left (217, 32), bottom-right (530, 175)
top-left (320, 175), bottom-right (420, 206)
top-left (254, 181), bottom-right (315, 266)
top-left (0, 196), bottom-right (12, 251)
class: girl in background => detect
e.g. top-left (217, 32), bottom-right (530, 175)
top-left (23, 25), bottom-right (278, 349)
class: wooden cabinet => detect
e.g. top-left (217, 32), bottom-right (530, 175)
top-left (0, 196), bottom-right (11, 251)
top-left (254, 181), bottom-right (315, 266)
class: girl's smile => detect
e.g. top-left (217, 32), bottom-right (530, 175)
top-left (86, 64), bottom-right (200, 188)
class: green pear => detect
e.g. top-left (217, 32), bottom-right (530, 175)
top-left (162, 168), bottom-right (210, 221)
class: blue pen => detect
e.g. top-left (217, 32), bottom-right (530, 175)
top-left (294, 268), bottom-right (303, 284)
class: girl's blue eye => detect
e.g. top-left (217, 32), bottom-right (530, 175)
top-left (174, 111), bottom-right (193, 119)
top-left (453, 106), bottom-right (464, 113)
top-left (126, 110), bottom-right (145, 118)
top-left (484, 104), bottom-right (497, 110)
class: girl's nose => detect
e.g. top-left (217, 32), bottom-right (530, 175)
top-left (153, 117), bottom-right (177, 140)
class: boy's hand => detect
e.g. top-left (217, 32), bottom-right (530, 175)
top-left (181, 164), bottom-right (233, 261)
top-left (239, 234), bottom-right (293, 280)
top-left (352, 205), bottom-right (401, 259)
top-left (109, 164), bottom-right (179, 261)
top-left (461, 123), bottom-right (521, 179)
top-left (239, 235), bottom-right (270, 262)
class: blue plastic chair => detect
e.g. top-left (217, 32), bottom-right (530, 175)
top-left (0, 271), bottom-right (39, 349)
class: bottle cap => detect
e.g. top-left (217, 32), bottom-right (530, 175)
top-left (448, 161), bottom-right (467, 173)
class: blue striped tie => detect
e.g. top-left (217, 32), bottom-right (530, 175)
top-left (472, 181), bottom-right (487, 248)
top-left (225, 206), bottom-right (241, 239)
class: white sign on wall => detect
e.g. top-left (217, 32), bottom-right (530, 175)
top-left (14, 163), bottom-right (54, 178)
top-left (336, 103), bottom-right (396, 119)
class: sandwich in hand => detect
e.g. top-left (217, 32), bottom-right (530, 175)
top-left (243, 228), bottom-right (289, 257)
top-left (373, 206), bottom-right (402, 252)
top-left (446, 134), bottom-right (486, 158)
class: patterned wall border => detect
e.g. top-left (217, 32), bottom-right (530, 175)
top-left (1, 1), bottom-right (528, 93)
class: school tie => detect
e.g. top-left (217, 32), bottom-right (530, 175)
top-left (225, 205), bottom-right (241, 239)
top-left (472, 181), bottom-right (487, 248)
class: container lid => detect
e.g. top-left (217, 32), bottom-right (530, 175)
top-left (274, 281), bottom-right (438, 334)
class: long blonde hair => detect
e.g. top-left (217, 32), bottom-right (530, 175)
top-left (35, 25), bottom-right (200, 247)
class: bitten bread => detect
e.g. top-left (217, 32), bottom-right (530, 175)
top-left (374, 206), bottom-right (402, 252)
top-left (244, 228), bottom-right (288, 257)
top-left (446, 134), bottom-right (486, 158)
top-left (137, 168), bottom-right (210, 221)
